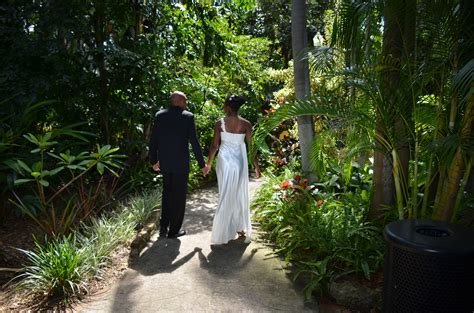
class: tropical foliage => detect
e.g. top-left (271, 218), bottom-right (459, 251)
top-left (1, 1), bottom-right (272, 223)
top-left (250, 0), bottom-right (473, 301)
top-left (252, 167), bottom-right (382, 296)
top-left (1, 0), bottom-right (472, 308)
top-left (255, 0), bottom-right (473, 224)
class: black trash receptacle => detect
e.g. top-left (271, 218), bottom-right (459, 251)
top-left (383, 219), bottom-right (474, 313)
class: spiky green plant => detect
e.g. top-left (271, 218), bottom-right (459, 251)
top-left (16, 235), bottom-right (91, 300)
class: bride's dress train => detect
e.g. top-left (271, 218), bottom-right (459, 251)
top-left (211, 119), bottom-right (251, 244)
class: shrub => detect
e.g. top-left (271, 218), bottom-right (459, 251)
top-left (8, 131), bottom-right (125, 235)
top-left (252, 170), bottom-right (384, 298)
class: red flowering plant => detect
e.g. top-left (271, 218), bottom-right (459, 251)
top-left (273, 175), bottom-right (324, 206)
top-left (266, 123), bottom-right (301, 174)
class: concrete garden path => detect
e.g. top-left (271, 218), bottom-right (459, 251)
top-left (79, 179), bottom-right (319, 312)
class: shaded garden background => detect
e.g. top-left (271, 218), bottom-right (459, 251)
top-left (0, 0), bottom-right (473, 310)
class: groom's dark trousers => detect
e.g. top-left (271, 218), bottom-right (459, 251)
top-left (161, 173), bottom-right (188, 235)
top-left (149, 106), bottom-right (205, 236)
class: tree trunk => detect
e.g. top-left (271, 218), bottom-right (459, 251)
top-left (134, 0), bottom-right (142, 40)
top-left (372, 129), bottom-right (394, 218)
top-left (291, 0), bottom-right (316, 181)
top-left (371, 0), bottom-right (416, 218)
top-left (434, 98), bottom-right (473, 221)
top-left (372, 0), bottom-right (400, 216)
top-left (94, 0), bottom-right (110, 144)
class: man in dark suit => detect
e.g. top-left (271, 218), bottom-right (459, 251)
top-left (149, 91), bottom-right (206, 238)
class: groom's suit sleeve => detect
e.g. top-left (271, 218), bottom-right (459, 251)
top-left (189, 114), bottom-right (206, 169)
top-left (149, 114), bottom-right (160, 164)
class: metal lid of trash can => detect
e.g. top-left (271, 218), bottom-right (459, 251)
top-left (384, 219), bottom-right (474, 256)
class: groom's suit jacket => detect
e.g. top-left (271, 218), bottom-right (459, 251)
top-left (149, 106), bottom-right (205, 173)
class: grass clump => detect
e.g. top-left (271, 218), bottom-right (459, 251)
top-left (17, 234), bottom-right (90, 299)
top-left (13, 189), bottom-right (161, 304)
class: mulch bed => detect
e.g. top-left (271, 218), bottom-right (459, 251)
top-left (0, 216), bottom-right (42, 310)
top-left (0, 216), bottom-right (42, 283)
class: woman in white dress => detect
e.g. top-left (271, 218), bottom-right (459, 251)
top-left (203, 95), bottom-right (261, 245)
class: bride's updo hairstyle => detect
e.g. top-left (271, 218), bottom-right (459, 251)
top-left (225, 95), bottom-right (246, 112)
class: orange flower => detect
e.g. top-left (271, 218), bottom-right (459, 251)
top-left (276, 158), bottom-right (286, 165)
top-left (279, 180), bottom-right (292, 189)
top-left (316, 199), bottom-right (324, 206)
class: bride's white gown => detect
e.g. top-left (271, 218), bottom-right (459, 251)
top-left (211, 118), bottom-right (252, 244)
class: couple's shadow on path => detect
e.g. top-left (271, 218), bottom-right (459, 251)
top-left (130, 236), bottom-right (255, 277)
top-left (130, 238), bottom-right (196, 276)
top-left (197, 237), bottom-right (256, 276)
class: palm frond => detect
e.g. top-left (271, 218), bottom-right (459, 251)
top-left (252, 95), bottom-right (374, 158)
top-left (331, 0), bottom-right (382, 65)
top-left (454, 59), bottom-right (474, 105)
top-left (307, 47), bottom-right (339, 76)
top-left (310, 128), bottom-right (335, 177)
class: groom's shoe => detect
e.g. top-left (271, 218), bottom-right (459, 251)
top-left (168, 229), bottom-right (186, 238)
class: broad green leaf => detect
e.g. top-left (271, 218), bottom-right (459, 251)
top-left (86, 160), bottom-right (97, 168)
top-left (14, 178), bottom-right (34, 185)
top-left (32, 162), bottom-right (42, 172)
top-left (96, 162), bottom-right (105, 175)
top-left (100, 145), bottom-right (111, 155)
top-left (60, 152), bottom-right (69, 160)
top-left (103, 160), bottom-right (124, 168)
top-left (23, 133), bottom-right (39, 145)
top-left (49, 167), bottom-right (64, 176)
top-left (78, 160), bottom-right (91, 166)
top-left (17, 160), bottom-right (32, 173)
top-left (102, 147), bottom-right (120, 156)
top-left (47, 152), bottom-right (62, 161)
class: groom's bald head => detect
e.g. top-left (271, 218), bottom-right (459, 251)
top-left (170, 91), bottom-right (187, 109)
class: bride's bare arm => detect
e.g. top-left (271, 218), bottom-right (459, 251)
top-left (245, 122), bottom-right (261, 178)
top-left (206, 122), bottom-right (221, 168)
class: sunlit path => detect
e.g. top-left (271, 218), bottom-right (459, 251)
top-left (78, 179), bottom-right (318, 312)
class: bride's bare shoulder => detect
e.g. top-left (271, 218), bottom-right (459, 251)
top-left (238, 117), bottom-right (252, 127)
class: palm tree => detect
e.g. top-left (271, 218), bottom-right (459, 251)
top-left (291, 0), bottom-right (316, 181)
top-left (371, 0), bottom-right (416, 218)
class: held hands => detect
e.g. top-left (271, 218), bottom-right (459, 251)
top-left (152, 162), bottom-right (160, 172)
top-left (202, 164), bottom-right (211, 176)
top-left (255, 167), bottom-right (261, 179)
